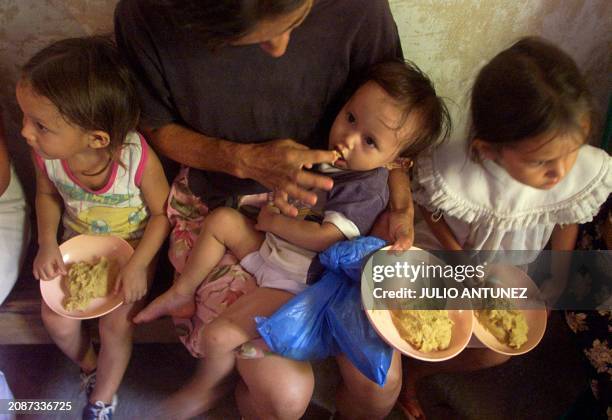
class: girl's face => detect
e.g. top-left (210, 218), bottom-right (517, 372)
top-left (490, 130), bottom-right (585, 189)
top-left (230, 0), bottom-right (313, 58)
top-left (328, 81), bottom-right (411, 171)
top-left (16, 81), bottom-right (90, 160)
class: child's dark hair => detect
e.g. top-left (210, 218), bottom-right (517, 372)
top-left (21, 36), bottom-right (140, 162)
top-left (469, 36), bottom-right (592, 156)
top-left (367, 61), bottom-right (451, 159)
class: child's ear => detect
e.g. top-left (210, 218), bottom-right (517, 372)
top-left (88, 131), bottom-right (111, 149)
top-left (579, 114), bottom-right (591, 139)
top-left (471, 139), bottom-right (498, 161)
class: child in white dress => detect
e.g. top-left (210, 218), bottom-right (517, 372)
top-left (400, 37), bottom-right (611, 419)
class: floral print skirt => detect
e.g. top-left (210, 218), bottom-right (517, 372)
top-left (167, 167), bottom-right (265, 358)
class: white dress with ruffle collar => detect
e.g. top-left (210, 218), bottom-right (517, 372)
top-left (412, 140), bottom-right (611, 251)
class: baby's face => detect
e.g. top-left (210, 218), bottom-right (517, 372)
top-left (328, 81), bottom-right (410, 171)
top-left (493, 131), bottom-right (584, 189)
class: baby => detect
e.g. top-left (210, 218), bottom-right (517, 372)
top-left (135, 60), bottom-right (450, 416)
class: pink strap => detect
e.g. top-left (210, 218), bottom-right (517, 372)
top-left (135, 132), bottom-right (149, 187)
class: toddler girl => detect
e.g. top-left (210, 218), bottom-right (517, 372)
top-left (401, 37), bottom-right (611, 419)
top-left (17, 37), bottom-right (170, 420)
top-left (134, 60), bottom-right (450, 419)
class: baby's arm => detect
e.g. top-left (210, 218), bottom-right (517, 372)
top-left (419, 205), bottom-right (463, 251)
top-left (32, 160), bottom-right (66, 280)
top-left (114, 147), bottom-right (170, 303)
top-left (255, 205), bottom-right (345, 252)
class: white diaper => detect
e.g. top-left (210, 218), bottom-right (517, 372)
top-left (241, 251), bottom-right (308, 295)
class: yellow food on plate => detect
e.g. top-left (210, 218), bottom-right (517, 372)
top-left (63, 257), bottom-right (114, 311)
top-left (391, 310), bottom-right (454, 352)
top-left (476, 308), bottom-right (528, 349)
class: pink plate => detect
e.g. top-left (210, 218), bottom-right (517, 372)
top-left (40, 235), bottom-right (133, 319)
top-left (366, 308), bottom-right (473, 362)
top-left (471, 264), bottom-right (547, 356)
top-left (362, 246), bottom-right (473, 361)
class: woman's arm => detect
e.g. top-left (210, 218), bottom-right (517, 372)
top-left (419, 205), bottom-right (463, 251)
top-left (369, 168), bottom-right (415, 250)
top-left (143, 123), bottom-right (336, 208)
top-left (255, 205), bottom-right (345, 252)
top-left (386, 168), bottom-right (415, 250)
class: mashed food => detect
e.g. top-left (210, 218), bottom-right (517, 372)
top-left (63, 257), bottom-right (113, 311)
top-left (476, 309), bottom-right (528, 349)
top-left (391, 310), bottom-right (454, 352)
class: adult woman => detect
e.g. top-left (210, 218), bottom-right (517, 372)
top-left (115, 1), bottom-right (409, 418)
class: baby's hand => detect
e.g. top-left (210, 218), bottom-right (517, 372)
top-left (33, 244), bottom-right (67, 281)
top-left (114, 260), bottom-right (148, 304)
top-left (255, 204), bottom-right (281, 232)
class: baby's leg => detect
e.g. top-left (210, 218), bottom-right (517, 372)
top-left (157, 287), bottom-right (295, 419)
top-left (41, 301), bottom-right (96, 373)
top-left (134, 207), bottom-right (263, 323)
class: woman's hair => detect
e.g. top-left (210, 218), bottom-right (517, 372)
top-left (469, 36), bottom-right (593, 157)
top-left (157, 0), bottom-right (308, 50)
top-left (367, 60), bottom-right (451, 158)
top-left (21, 36), bottom-right (140, 161)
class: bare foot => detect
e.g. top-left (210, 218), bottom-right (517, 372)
top-left (133, 286), bottom-right (196, 323)
top-left (397, 382), bottom-right (425, 420)
top-left (153, 375), bottom-right (235, 420)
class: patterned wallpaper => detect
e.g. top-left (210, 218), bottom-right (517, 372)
top-left (1, 0), bottom-right (610, 194)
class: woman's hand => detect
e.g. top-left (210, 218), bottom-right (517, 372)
top-left (370, 208), bottom-right (414, 251)
top-left (33, 243), bottom-right (66, 281)
top-left (255, 204), bottom-right (281, 233)
top-left (237, 139), bottom-right (337, 216)
top-left (114, 260), bottom-right (148, 304)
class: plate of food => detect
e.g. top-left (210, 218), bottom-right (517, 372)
top-left (362, 246), bottom-right (473, 361)
top-left (40, 235), bottom-right (133, 319)
top-left (366, 308), bottom-right (473, 362)
top-left (471, 264), bottom-right (547, 356)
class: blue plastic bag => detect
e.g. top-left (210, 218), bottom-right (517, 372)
top-left (255, 237), bottom-right (393, 386)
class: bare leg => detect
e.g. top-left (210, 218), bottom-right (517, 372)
top-left (400, 349), bottom-right (510, 419)
top-left (335, 350), bottom-right (402, 420)
top-left (134, 207), bottom-right (263, 323)
top-left (91, 300), bottom-right (142, 404)
top-left (41, 301), bottom-right (97, 372)
top-left (157, 287), bottom-right (295, 419)
top-left (236, 356), bottom-right (314, 420)
top-left (89, 258), bottom-right (159, 404)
